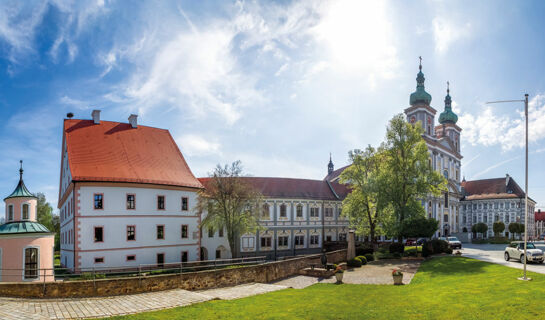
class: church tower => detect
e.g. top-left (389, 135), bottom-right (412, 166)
top-left (435, 82), bottom-right (461, 153)
top-left (405, 57), bottom-right (437, 137)
top-left (328, 153), bottom-right (334, 175)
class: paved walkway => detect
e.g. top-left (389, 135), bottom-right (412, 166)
top-left (274, 259), bottom-right (422, 288)
top-left (0, 283), bottom-right (287, 320)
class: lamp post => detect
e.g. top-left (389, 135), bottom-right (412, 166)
top-left (486, 94), bottom-right (530, 281)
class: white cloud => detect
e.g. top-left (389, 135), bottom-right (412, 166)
top-left (176, 134), bottom-right (221, 157)
top-left (432, 17), bottom-right (471, 53)
top-left (459, 94), bottom-right (545, 151)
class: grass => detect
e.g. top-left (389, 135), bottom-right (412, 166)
top-left (106, 257), bottom-right (545, 320)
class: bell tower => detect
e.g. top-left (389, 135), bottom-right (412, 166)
top-left (405, 57), bottom-right (437, 137)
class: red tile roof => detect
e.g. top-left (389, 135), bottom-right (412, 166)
top-left (63, 119), bottom-right (202, 189)
top-left (199, 177), bottom-right (349, 200)
top-left (323, 165), bottom-right (350, 182)
top-left (461, 176), bottom-right (526, 201)
top-left (535, 211), bottom-right (545, 222)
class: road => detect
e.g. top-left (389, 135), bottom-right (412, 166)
top-left (461, 242), bottom-right (545, 275)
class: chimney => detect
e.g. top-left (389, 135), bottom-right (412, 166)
top-left (92, 110), bottom-right (101, 124)
top-left (128, 114), bottom-right (138, 128)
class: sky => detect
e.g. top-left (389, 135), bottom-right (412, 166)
top-left (1, 0), bottom-right (545, 213)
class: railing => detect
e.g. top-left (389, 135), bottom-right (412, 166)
top-left (0, 256), bottom-right (267, 283)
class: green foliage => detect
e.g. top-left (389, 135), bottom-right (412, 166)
top-left (339, 146), bottom-right (392, 244)
top-left (36, 193), bottom-right (60, 251)
top-left (472, 222), bottom-right (488, 237)
top-left (347, 258), bottom-right (363, 268)
top-left (364, 253), bottom-right (374, 262)
top-left (356, 256), bottom-right (367, 265)
top-left (400, 216), bottom-right (438, 239)
top-left (445, 247), bottom-right (453, 254)
top-left (389, 242), bottom-right (405, 254)
top-left (197, 161), bottom-right (263, 258)
top-left (493, 221), bottom-right (505, 236)
top-left (430, 239), bottom-right (449, 254)
top-left (355, 243), bottom-right (374, 256)
top-left (422, 242), bottom-right (431, 257)
top-left (507, 222), bottom-right (524, 239)
top-left (378, 114), bottom-right (447, 239)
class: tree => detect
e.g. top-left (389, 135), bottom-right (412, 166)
top-left (516, 223), bottom-right (525, 240)
top-left (379, 114), bottom-right (447, 240)
top-left (493, 221), bottom-right (505, 237)
top-left (197, 161), bottom-right (262, 258)
top-left (508, 222), bottom-right (518, 240)
top-left (339, 146), bottom-right (392, 246)
top-left (472, 222), bottom-right (488, 238)
top-left (401, 216), bottom-right (439, 240)
top-left (37, 193), bottom-right (60, 251)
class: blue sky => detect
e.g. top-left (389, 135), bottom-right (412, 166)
top-left (1, 0), bottom-right (545, 213)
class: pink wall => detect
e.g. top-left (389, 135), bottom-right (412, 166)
top-left (0, 235), bottom-right (54, 282)
top-left (4, 197), bottom-right (37, 222)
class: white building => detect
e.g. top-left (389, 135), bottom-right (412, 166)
top-left (200, 176), bottom-right (350, 260)
top-left (59, 111), bottom-right (203, 271)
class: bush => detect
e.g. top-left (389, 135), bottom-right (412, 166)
top-left (389, 242), bottom-right (405, 254)
top-left (392, 252), bottom-right (402, 258)
top-left (356, 243), bottom-right (374, 256)
top-left (422, 242), bottom-right (431, 257)
top-left (347, 258), bottom-right (363, 268)
top-left (446, 247), bottom-right (453, 254)
top-left (356, 255), bottom-right (367, 265)
top-left (430, 239), bottom-right (449, 254)
top-left (364, 253), bottom-right (374, 262)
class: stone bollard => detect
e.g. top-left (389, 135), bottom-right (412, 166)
top-left (347, 230), bottom-right (356, 261)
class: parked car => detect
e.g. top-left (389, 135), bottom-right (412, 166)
top-left (504, 241), bottom-right (544, 263)
top-left (405, 238), bottom-right (417, 246)
top-left (416, 238), bottom-right (428, 245)
top-left (538, 234), bottom-right (545, 241)
top-left (446, 237), bottom-right (462, 249)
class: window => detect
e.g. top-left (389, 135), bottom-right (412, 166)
top-left (208, 227), bottom-right (214, 238)
top-left (181, 225), bottom-right (188, 239)
top-left (94, 194), bottom-right (103, 209)
top-left (181, 197), bottom-right (188, 211)
top-left (127, 226), bottom-right (135, 241)
top-left (310, 235), bottom-right (319, 245)
top-left (260, 237), bottom-right (272, 248)
top-left (219, 228), bottom-right (224, 237)
top-left (444, 214), bottom-right (449, 223)
top-left (494, 203), bottom-right (499, 209)
top-left (326, 235), bottom-right (332, 242)
top-left (310, 207), bottom-right (319, 218)
top-left (262, 204), bottom-right (269, 219)
top-left (94, 257), bottom-right (104, 264)
top-left (444, 193), bottom-right (448, 207)
top-left (294, 235), bottom-right (304, 246)
top-left (279, 204), bottom-right (287, 218)
top-left (325, 208), bottom-right (333, 218)
top-left (296, 205), bottom-right (303, 218)
top-left (24, 248), bottom-right (38, 279)
top-left (22, 204), bottom-right (29, 220)
top-left (339, 233), bottom-right (347, 241)
top-left (484, 203), bottom-right (488, 209)
top-left (181, 251), bottom-right (188, 262)
top-left (242, 237), bottom-right (255, 249)
top-left (7, 205), bottom-right (13, 221)
top-left (157, 196), bottom-right (165, 210)
top-left (126, 255), bottom-right (136, 261)
top-left (156, 225), bottom-right (165, 239)
top-left (216, 250), bottom-right (221, 259)
top-left (157, 253), bottom-right (164, 268)
top-left (94, 227), bottom-right (103, 242)
top-left (443, 169), bottom-right (448, 179)
top-left (278, 236), bottom-right (289, 247)
top-left (127, 194), bottom-right (135, 210)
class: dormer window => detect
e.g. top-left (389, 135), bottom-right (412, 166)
top-left (7, 205), bottom-right (13, 221)
top-left (22, 204), bottom-right (29, 220)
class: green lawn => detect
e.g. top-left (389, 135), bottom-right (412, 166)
top-left (108, 257), bottom-right (545, 320)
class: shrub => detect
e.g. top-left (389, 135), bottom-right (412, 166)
top-left (389, 242), bottom-right (405, 254)
top-left (422, 242), bottom-right (431, 257)
top-left (364, 253), bottom-right (374, 262)
top-left (392, 252), bottom-right (402, 258)
top-left (430, 239), bottom-right (449, 254)
top-left (356, 255), bottom-right (367, 265)
top-left (446, 247), bottom-right (453, 254)
top-left (356, 243), bottom-right (374, 256)
top-left (347, 258), bottom-right (363, 268)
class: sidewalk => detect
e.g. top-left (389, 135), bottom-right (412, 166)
top-left (0, 283), bottom-right (288, 320)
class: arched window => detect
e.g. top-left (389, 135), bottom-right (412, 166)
top-left (24, 247), bottom-right (39, 280)
top-left (7, 205), bottom-right (13, 221)
top-left (443, 169), bottom-right (449, 179)
top-left (22, 204), bottom-right (30, 220)
top-left (262, 204), bottom-right (269, 219)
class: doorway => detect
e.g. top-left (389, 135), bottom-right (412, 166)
top-left (156, 253), bottom-right (164, 268)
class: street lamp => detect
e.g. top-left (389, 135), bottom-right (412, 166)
top-left (486, 94), bottom-right (530, 281)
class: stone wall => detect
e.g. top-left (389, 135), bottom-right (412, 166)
top-left (0, 249), bottom-right (346, 298)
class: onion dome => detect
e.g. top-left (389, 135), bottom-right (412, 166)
top-left (438, 81), bottom-right (458, 124)
top-left (409, 57), bottom-right (432, 105)
top-left (4, 161), bottom-right (36, 201)
top-left (0, 221), bottom-right (51, 234)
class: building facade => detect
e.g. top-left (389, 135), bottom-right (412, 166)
top-left (200, 177), bottom-right (350, 260)
top-left (0, 162), bottom-right (55, 282)
top-left (59, 111), bottom-right (203, 271)
top-left (535, 210), bottom-right (545, 238)
top-left (459, 175), bottom-right (536, 239)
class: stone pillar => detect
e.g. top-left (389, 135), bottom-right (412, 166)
top-left (347, 230), bottom-right (356, 261)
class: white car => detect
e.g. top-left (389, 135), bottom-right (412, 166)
top-left (447, 237), bottom-right (462, 249)
top-left (504, 242), bottom-right (544, 264)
